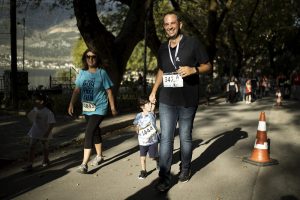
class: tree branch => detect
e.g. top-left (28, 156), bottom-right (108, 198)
top-left (169, 0), bottom-right (205, 41)
top-left (115, 0), bottom-right (153, 65)
top-left (146, 5), bottom-right (161, 58)
top-left (73, 0), bottom-right (115, 59)
top-left (246, 0), bottom-right (260, 37)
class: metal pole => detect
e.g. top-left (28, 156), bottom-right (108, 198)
top-left (69, 65), bottom-right (72, 88)
top-left (22, 18), bottom-right (25, 70)
top-left (143, 9), bottom-right (149, 95)
top-left (22, 2), bottom-right (29, 71)
top-left (10, 0), bottom-right (18, 109)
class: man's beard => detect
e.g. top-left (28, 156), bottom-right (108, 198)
top-left (167, 29), bottom-right (181, 40)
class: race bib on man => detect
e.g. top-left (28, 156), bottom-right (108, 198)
top-left (163, 73), bottom-right (183, 87)
top-left (82, 102), bottom-right (96, 112)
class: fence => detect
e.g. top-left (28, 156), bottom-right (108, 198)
top-left (49, 76), bottom-right (74, 89)
top-left (0, 76), bottom-right (3, 92)
top-left (0, 73), bottom-right (223, 114)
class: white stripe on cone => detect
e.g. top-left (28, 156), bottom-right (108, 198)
top-left (257, 121), bottom-right (266, 131)
top-left (254, 141), bottom-right (268, 149)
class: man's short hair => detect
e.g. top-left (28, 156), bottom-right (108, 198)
top-left (163, 11), bottom-right (181, 22)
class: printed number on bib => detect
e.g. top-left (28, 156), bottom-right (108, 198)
top-left (163, 73), bottom-right (183, 88)
top-left (139, 123), bottom-right (157, 140)
top-left (82, 102), bottom-right (96, 112)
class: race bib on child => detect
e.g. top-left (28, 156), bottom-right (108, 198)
top-left (82, 102), bottom-right (96, 112)
top-left (163, 73), bottom-right (183, 88)
top-left (139, 123), bottom-right (157, 140)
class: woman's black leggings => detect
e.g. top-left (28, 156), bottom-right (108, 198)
top-left (84, 115), bottom-right (105, 149)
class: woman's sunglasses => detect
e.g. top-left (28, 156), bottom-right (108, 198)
top-left (86, 55), bottom-right (96, 59)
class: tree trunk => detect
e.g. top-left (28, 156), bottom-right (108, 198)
top-left (73, 0), bottom-right (159, 94)
top-left (228, 23), bottom-right (243, 76)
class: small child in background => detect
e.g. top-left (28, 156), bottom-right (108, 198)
top-left (245, 79), bottom-right (252, 104)
top-left (22, 92), bottom-right (56, 171)
top-left (205, 82), bottom-right (212, 106)
top-left (275, 88), bottom-right (282, 107)
top-left (133, 97), bottom-right (159, 179)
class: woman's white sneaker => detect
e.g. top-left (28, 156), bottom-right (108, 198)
top-left (91, 155), bottom-right (103, 166)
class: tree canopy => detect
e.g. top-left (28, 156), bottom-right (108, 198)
top-left (18, 0), bottom-right (300, 91)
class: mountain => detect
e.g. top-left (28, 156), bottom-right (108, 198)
top-left (0, 1), bottom-right (80, 63)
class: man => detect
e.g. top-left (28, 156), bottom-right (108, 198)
top-left (149, 11), bottom-right (212, 192)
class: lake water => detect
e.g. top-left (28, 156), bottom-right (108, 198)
top-left (0, 68), bottom-right (58, 89)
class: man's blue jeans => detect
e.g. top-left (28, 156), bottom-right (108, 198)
top-left (158, 103), bottom-right (197, 180)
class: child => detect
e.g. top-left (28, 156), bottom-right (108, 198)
top-left (22, 92), bottom-right (56, 171)
top-left (245, 79), bottom-right (252, 104)
top-left (275, 88), bottom-right (282, 106)
top-left (133, 97), bottom-right (159, 179)
top-left (226, 77), bottom-right (238, 104)
top-left (205, 82), bottom-right (212, 106)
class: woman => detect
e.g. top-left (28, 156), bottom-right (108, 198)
top-left (68, 49), bottom-right (117, 174)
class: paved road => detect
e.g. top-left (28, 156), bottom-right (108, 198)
top-left (0, 96), bottom-right (299, 200)
top-left (0, 111), bottom-right (136, 163)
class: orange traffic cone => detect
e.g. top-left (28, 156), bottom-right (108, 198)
top-left (243, 112), bottom-right (278, 166)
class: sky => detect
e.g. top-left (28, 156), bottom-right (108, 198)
top-left (0, 0), bottom-right (122, 64)
top-left (0, 0), bottom-right (79, 64)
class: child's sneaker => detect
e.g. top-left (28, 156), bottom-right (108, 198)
top-left (156, 161), bottom-right (160, 170)
top-left (138, 170), bottom-right (147, 179)
top-left (42, 159), bottom-right (50, 167)
top-left (22, 164), bottom-right (33, 172)
top-left (77, 164), bottom-right (88, 174)
top-left (90, 155), bottom-right (103, 166)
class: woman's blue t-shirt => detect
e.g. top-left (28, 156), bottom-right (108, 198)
top-left (75, 68), bottom-right (113, 116)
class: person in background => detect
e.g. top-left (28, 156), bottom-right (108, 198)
top-left (251, 76), bottom-right (259, 100)
top-left (68, 49), bottom-right (117, 174)
top-left (133, 97), bottom-right (159, 179)
top-left (22, 92), bottom-right (56, 171)
top-left (291, 68), bottom-right (300, 100)
top-left (275, 88), bottom-right (283, 107)
top-left (238, 74), bottom-right (246, 102)
top-left (245, 79), bottom-right (252, 104)
top-left (261, 75), bottom-right (270, 97)
top-left (226, 76), bottom-right (238, 103)
top-left (149, 11), bottom-right (212, 192)
top-left (205, 81), bottom-right (212, 106)
top-left (137, 73), bottom-right (144, 86)
top-left (259, 75), bottom-right (265, 98)
top-left (276, 72), bottom-right (286, 95)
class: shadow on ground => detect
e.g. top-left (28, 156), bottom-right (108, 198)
top-left (125, 128), bottom-right (248, 199)
top-left (0, 130), bottom-right (137, 199)
top-left (192, 127), bottom-right (248, 175)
